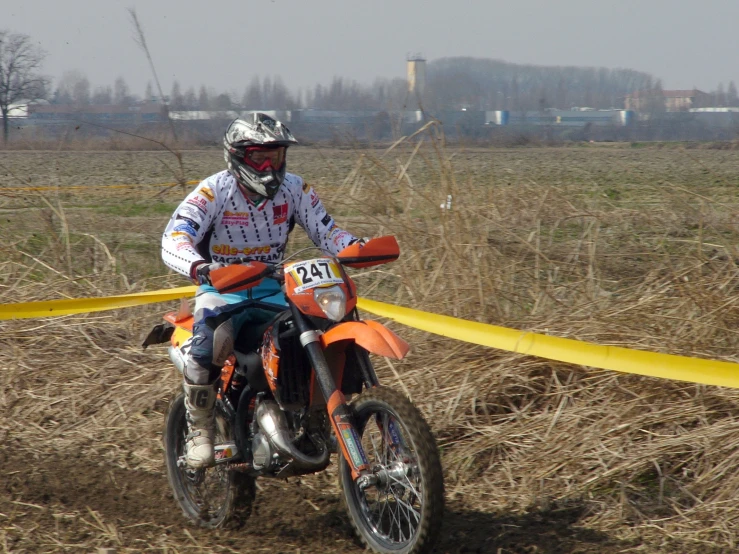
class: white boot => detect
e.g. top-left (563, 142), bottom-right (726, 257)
top-left (183, 382), bottom-right (216, 469)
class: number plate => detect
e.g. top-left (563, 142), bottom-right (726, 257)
top-left (286, 259), bottom-right (344, 293)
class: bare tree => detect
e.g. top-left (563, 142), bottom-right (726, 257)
top-left (91, 85), bottom-right (112, 105)
top-left (0, 30), bottom-right (48, 142)
top-left (170, 81), bottom-right (184, 110)
top-left (55, 70), bottom-right (90, 106)
top-left (198, 86), bottom-right (209, 110)
top-left (242, 76), bottom-right (262, 110)
top-left (728, 81), bottom-right (738, 107)
top-left (183, 87), bottom-right (197, 110)
top-left (113, 76), bottom-right (131, 105)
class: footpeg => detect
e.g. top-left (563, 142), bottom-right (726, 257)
top-left (214, 442), bottom-right (240, 464)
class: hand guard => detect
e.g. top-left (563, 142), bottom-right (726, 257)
top-left (191, 262), bottom-right (226, 285)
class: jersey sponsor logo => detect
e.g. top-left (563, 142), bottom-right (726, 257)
top-left (221, 211), bottom-right (250, 226)
top-left (173, 223), bottom-right (198, 236)
top-left (175, 214), bottom-right (200, 231)
top-left (331, 230), bottom-right (351, 246)
top-left (197, 186), bottom-right (215, 202)
top-left (320, 214), bottom-right (333, 228)
top-left (273, 204), bottom-right (288, 224)
top-left (212, 251), bottom-right (283, 264)
top-left (178, 206), bottom-right (203, 220)
top-left (175, 241), bottom-right (195, 250)
top-left (212, 244), bottom-right (272, 256)
top-left (170, 231), bottom-right (194, 241)
top-left (313, 203), bottom-right (326, 217)
top-left (310, 191), bottom-right (319, 208)
top-left (187, 196), bottom-right (208, 213)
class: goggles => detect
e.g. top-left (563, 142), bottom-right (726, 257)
top-left (243, 146), bottom-right (286, 172)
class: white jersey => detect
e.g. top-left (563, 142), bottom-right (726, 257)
top-left (162, 170), bottom-right (358, 278)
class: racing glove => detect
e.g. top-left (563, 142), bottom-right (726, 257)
top-left (348, 237), bottom-right (370, 247)
top-left (190, 261), bottom-right (226, 285)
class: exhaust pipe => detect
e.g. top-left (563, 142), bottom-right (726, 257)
top-left (168, 345), bottom-right (186, 374)
top-left (255, 400), bottom-right (330, 469)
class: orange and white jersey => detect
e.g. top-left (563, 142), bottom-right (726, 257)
top-left (161, 170), bottom-right (357, 277)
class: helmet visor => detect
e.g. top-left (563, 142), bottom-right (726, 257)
top-left (243, 146), bottom-right (286, 172)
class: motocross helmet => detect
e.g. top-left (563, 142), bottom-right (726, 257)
top-left (223, 113), bottom-right (298, 199)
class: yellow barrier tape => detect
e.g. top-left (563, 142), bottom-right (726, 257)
top-left (356, 298), bottom-right (739, 389)
top-left (5, 180), bottom-right (201, 192)
top-left (1, 287), bottom-right (738, 389)
top-left (0, 286), bottom-right (196, 319)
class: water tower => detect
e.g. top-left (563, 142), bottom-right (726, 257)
top-left (406, 53), bottom-right (426, 109)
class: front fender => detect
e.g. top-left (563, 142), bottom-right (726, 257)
top-left (320, 320), bottom-right (409, 360)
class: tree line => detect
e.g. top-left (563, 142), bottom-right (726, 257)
top-left (4, 28), bottom-right (739, 142)
top-left (41, 58), bottom-right (739, 114)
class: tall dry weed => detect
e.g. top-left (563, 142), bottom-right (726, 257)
top-left (330, 123), bottom-right (739, 550)
top-left (2, 135), bottom-right (739, 550)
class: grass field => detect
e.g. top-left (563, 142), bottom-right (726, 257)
top-left (1, 131), bottom-right (739, 553)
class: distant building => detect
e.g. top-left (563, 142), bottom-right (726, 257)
top-left (27, 103), bottom-right (165, 124)
top-left (406, 54), bottom-right (426, 109)
top-left (7, 103), bottom-right (30, 118)
top-left (169, 110), bottom-right (241, 121)
top-left (624, 89), bottom-right (709, 112)
top-left (505, 109), bottom-right (633, 127)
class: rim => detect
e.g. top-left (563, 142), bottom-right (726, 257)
top-left (350, 407), bottom-right (424, 549)
top-left (173, 410), bottom-right (231, 523)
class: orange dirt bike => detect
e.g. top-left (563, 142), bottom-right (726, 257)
top-left (143, 236), bottom-right (444, 554)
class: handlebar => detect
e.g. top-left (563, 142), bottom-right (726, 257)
top-left (211, 237), bottom-right (399, 294)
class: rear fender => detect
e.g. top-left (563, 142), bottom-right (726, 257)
top-left (163, 312), bottom-right (194, 348)
top-left (320, 321), bottom-right (409, 360)
top-left (141, 311), bottom-right (194, 350)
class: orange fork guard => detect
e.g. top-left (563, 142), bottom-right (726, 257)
top-left (320, 320), bottom-right (409, 359)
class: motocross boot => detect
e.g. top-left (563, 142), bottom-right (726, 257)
top-left (183, 381), bottom-right (217, 469)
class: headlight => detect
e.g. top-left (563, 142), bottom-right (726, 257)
top-left (313, 285), bottom-right (346, 322)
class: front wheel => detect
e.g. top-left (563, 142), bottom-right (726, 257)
top-left (338, 387), bottom-right (444, 554)
top-left (163, 392), bottom-right (255, 528)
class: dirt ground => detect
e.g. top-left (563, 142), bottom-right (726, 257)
top-left (2, 143), bottom-right (739, 553)
top-left (0, 448), bottom-right (630, 554)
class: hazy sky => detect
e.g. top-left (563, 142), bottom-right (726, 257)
top-left (5, 0), bottom-right (739, 97)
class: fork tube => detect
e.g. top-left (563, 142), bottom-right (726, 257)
top-left (289, 303), bottom-right (369, 479)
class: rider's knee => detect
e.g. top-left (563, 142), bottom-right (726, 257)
top-left (186, 317), bottom-right (235, 385)
top-left (184, 357), bottom-right (216, 385)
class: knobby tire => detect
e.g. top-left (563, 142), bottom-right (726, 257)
top-left (163, 392), bottom-right (255, 529)
top-left (339, 386), bottom-right (445, 554)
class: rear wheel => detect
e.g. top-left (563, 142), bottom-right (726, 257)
top-left (163, 393), bottom-right (255, 528)
top-left (338, 387), bottom-right (444, 554)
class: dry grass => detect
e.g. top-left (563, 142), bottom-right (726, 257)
top-left (332, 124), bottom-right (739, 552)
top-left (1, 131), bottom-right (739, 552)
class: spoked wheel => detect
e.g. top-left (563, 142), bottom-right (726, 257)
top-left (338, 387), bottom-right (444, 554)
top-left (163, 393), bottom-right (254, 528)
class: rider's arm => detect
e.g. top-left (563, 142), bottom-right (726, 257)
top-left (290, 176), bottom-right (359, 255)
top-left (161, 179), bottom-right (221, 278)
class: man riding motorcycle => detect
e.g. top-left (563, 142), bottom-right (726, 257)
top-left (161, 112), bottom-right (363, 469)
